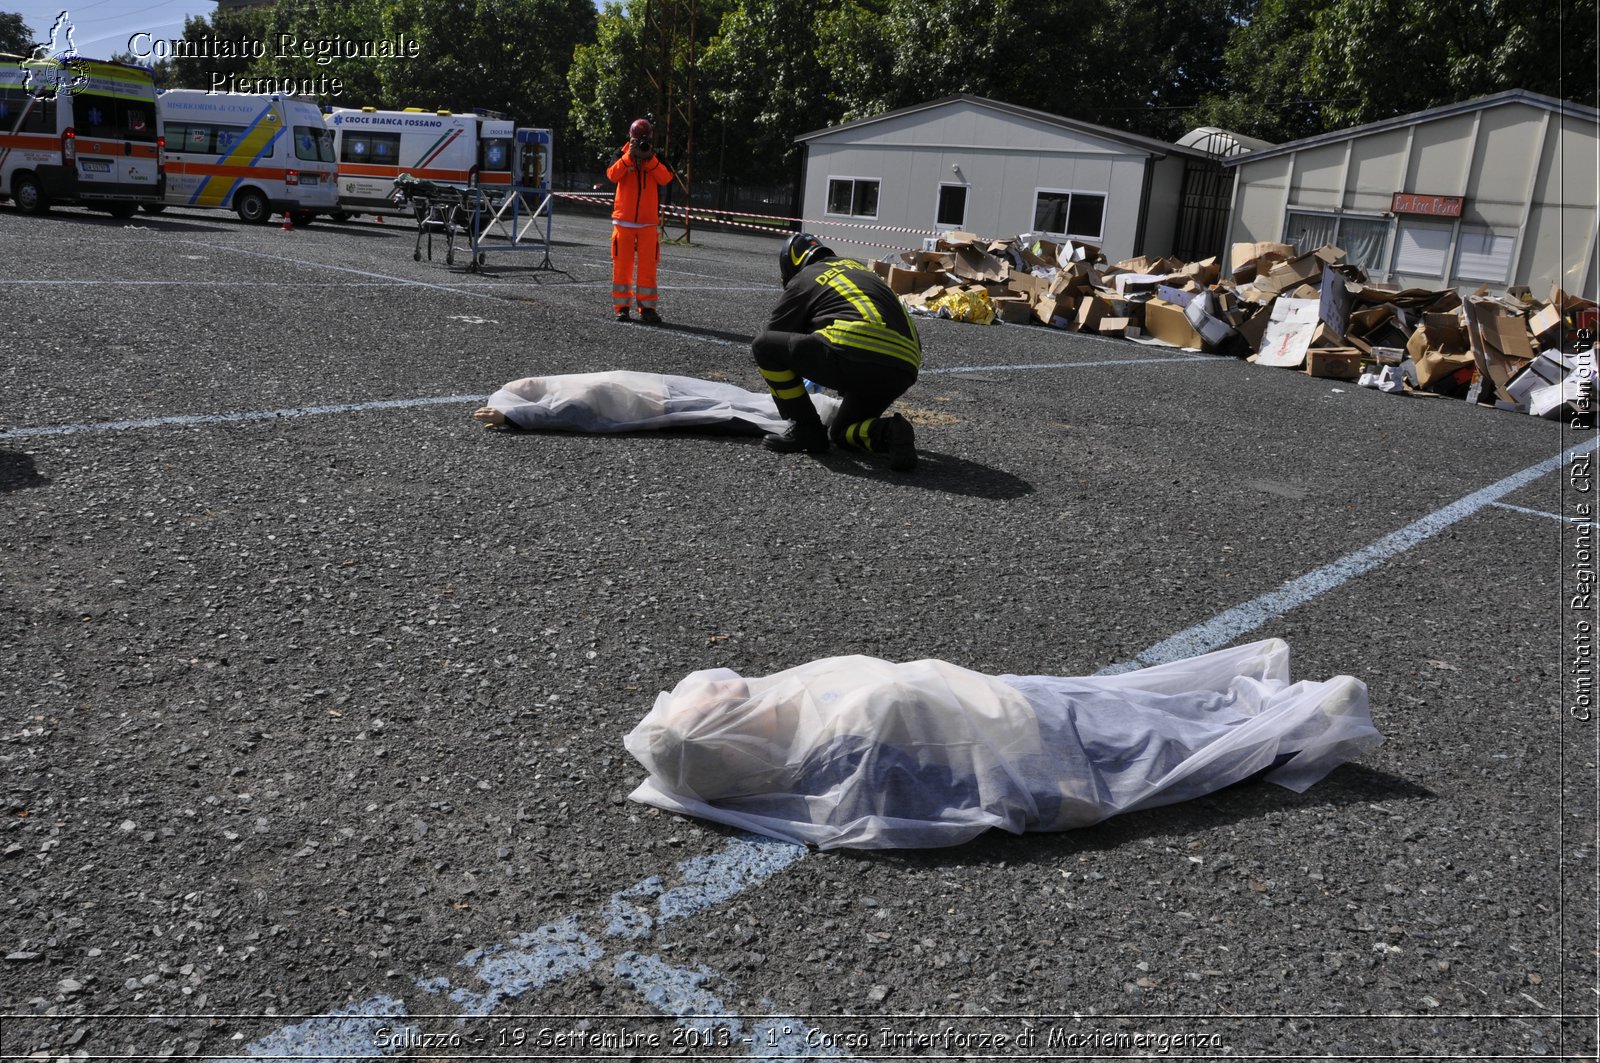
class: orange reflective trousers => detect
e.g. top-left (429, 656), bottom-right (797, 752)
top-left (611, 225), bottom-right (660, 314)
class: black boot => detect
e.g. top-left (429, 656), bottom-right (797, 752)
top-left (875, 413), bottom-right (917, 471)
top-left (763, 420), bottom-right (830, 455)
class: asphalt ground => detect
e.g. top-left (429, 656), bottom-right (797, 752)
top-left (1, 200), bottom-right (1597, 1062)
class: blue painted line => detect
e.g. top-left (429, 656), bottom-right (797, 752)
top-left (612, 952), bottom-right (854, 1062)
top-left (431, 916), bottom-right (604, 1016)
top-left (653, 835), bottom-right (809, 923)
top-left (0, 394), bottom-right (483, 441)
top-left (1121, 435), bottom-right (1600, 668)
top-left (426, 839), bottom-right (806, 1012)
top-left (216, 994), bottom-right (411, 1061)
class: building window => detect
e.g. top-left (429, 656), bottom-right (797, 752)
top-left (827, 177), bottom-right (879, 218)
top-left (1284, 211), bottom-right (1337, 254)
top-left (1332, 216), bottom-right (1389, 275)
top-left (936, 183), bottom-right (967, 228)
top-left (1392, 219), bottom-right (1453, 277)
top-left (1454, 226), bottom-right (1515, 283)
top-left (1284, 210), bottom-right (1390, 275)
top-left (1033, 189), bottom-right (1105, 240)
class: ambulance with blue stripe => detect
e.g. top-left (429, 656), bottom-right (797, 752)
top-left (326, 106), bottom-right (514, 219)
top-left (0, 54), bottom-right (163, 216)
top-left (156, 90), bottom-right (337, 224)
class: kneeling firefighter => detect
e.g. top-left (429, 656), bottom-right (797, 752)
top-left (753, 233), bottom-right (921, 471)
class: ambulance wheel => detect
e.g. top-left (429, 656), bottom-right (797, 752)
top-left (13, 173), bottom-right (49, 215)
top-left (291, 209), bottom-right (314, 227)
top-left (105, 202), bottom-right (138, 219)
top-left (331, 211), bottom-right (351, 223)
top-left (235, 189), bottom-right (270, 225)
top-left (140, 204), bottom-right (166, 214)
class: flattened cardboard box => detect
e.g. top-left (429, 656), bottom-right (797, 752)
top-left (953, 247), bottom-right (1008, 282)
top-left (1142, 298), bottom-right (1204, 349)
top-left (1076, 296), bottom-right (1104, 331)
top-left (1253, 297), bottom-right (1321, 368)
top-left (1184, 291), bottom-right (1235, 348)
top-left (1462, 297), bottom-right (1535, 401)
top-left (886, 267), bottom-right (949, 295)
top-left (991, 296), bottom-right (1034, 324)
top-left (1231, 241), bottom-right (1297, 272)
top-left (1304, 348), bottom-right (1364, 380)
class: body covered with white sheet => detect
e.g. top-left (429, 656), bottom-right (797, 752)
top-left (626, 639), bottom-right (1381, 849)
top-left (484, 371), bottom-right (839, 434)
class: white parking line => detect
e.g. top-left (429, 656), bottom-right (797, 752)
top-left (1491, 500), bottom-right (1596, 526)
top-left (0, 395), bottom-right (484, 441)
top-left (0, 360), bottom-right (1217, 441)
top-left (926, 356), bottom-right (1214, 374)
top-left (172, 240), bottom-right (505, 301)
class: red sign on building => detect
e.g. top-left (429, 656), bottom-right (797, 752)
top-left (1391, 192), bottom-right (1464, 217)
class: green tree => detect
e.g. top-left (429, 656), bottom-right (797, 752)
top-left (265, 0), bottom-right (387, 106)
top-left (0, 10), bottom-right (33, 54)
top-left (567, 1), bottom-right (646, 167)
top-left (570, 0), bottom-right (731, 184)
top-left (702, 0), bottom-right (834, 183)
top-left (380, 0), bottom-right (596, 145)
top-left (812, 0), bottom-right (892, 121)
top-left (811, 0), bottom-right (1241, 142)
top-left (163, 9), bottom-right (277, 92)
top-left (1185, 0), bottom-right (1334, 143)
top-left (1310, 0), bottom-right (1598, 125)
top-left (1070, 0), bottom-right (1245, 140)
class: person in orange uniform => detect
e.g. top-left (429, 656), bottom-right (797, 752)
top-left (606, 118), bottom-right (674, 324)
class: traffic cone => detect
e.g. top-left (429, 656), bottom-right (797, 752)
top-left (280, 212), bottom-right (293, 232)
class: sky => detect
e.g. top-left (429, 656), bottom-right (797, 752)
top-left (17, 0), bottom-right (214, 60)
top-left (18, 0), bottom-right (608, 60)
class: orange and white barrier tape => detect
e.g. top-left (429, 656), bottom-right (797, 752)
top-left (552, 192), bottom-right (936, 253)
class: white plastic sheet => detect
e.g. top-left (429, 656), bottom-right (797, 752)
top-left (626, 639), bottom-right (1382, 849)
top-left (484, 371), bottom-right (839, 434)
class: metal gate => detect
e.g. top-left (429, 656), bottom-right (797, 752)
top-left (1172, 130), bottom-right (1237, 262)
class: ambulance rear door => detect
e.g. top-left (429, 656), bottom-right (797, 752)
top-left (281, 96), bottom-right (337, 209)
top-left (476, 118), bottom-right (513, 191)
top-left (65, 61), bottom-right (160, 202)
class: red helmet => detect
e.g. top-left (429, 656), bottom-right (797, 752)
top-left (629, 118), bottom-right (653, 141)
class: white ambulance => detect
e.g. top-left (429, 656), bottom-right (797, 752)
top-left (156, 89), bottom-right (338, 224)
top-left (326, 106), bottom-right (514, 218)
top-left (0, 54), bottom-right (163, 216)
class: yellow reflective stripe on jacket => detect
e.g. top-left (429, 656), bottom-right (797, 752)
top-left (811, 261), bottom-right (922, 369)
top-left (820, 319), bottom-right (922, 369)
top-left (817, 267), bottom-right (883, 325)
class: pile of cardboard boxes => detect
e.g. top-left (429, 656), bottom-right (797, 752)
top-left (874, 231), bottom-right (1597, 419)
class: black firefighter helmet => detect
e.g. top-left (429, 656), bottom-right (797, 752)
top-left (780, 232), bottom-right (833, 284)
